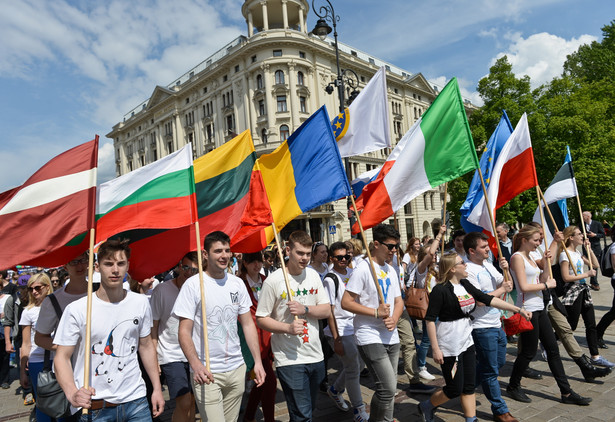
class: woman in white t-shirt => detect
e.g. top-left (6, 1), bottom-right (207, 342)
top-left (507, 225), bottom-right (591, 406)
top-left (308, 242), bottom-right (329, 280)
top-left (402, 237), bottom-right (421, 278)
top-left (558, 226), bottom-right (613, 367)
top-left (19, 273), bottom-right (52, 422)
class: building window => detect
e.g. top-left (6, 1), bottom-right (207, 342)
top-left (299, 96), bottom-right (307, 113)
top-left (404, 202), bottom-right (412, 215)
top-left (423, 194), bottom-right (428, 210)
top-left (274, 70), bottom-right (285, 84)
top-left (152, 148), bottom-right (157, 162)
top-left (297, 71), bottom-right (304, 86)
top-left (280, 125), bottom-right (290, 141)
top-left (185, 98), bottom-right (190, 104)
top-left (394, 88), bottom-right (398, 94)
top-left (164, 122), bottom-right (172, 136)
top-left (361, 76), bottom-right (365, 82)
top-left (273, 49), bottom-right (282, 57)
top-left (128, 161), bottom-right (133, 172)
top-left (251, 55), bottom-right (257, 63)
top-left (167, 141), bottom-right (173, 154)
top-left (256, 74), bottom-right (263, 89)
top-left (406, 218), bottom-right (415, 239)
top-left (418, 95), bottom-right (421, 101)
top-left (223, 75), bottom-right (228, 82)
top-left (206, 124), bottom-right (213, 141)
top-left (226, 114), bottom-right (235, 133)
top-left (277, 95), bottom-right (287, 112)
top-left (203, 87), bottom-right (208, 94)
top-left (258, 99), bottom-right (266, 116)
top-left (235, 65), bottom-right (240, 73)
top-left (185, 111), bottom-right (194, 127)
top-left (261, 128), bottom-right (268, 144)
top-left (299, 51), bottom-right (306, 58)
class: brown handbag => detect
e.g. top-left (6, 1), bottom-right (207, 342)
top-left (404, 280), bottom-right (429, 320)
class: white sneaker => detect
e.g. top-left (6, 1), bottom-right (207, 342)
top-left (353, 403), bottom-right (369, 422)
top-left (327, 385), bottom-right (349, 411)
top-left (419, 366), bottom-right (435, 381)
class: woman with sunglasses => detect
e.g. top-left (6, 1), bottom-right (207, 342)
top-left (558, 226), bottom-right (614, 368)
top-left (19, 273), bottom-right (52, 422)
top-left (506, 225), bottom-right (591, 406)
top-left (418, 252), bottom-right (530, 422)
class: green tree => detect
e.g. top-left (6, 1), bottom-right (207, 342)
top-left (564, 20), bottom-right (615, 83)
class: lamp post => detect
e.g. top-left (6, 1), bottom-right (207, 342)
top-left (311, 0), bottom-right (360, 236)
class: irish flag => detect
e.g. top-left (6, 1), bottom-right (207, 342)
top-left (353, 78), bottom-right (479, 233)
top-left (95, 144), bottom-right (196, 244)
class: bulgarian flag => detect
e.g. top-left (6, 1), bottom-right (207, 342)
top-left (352, 78), bottom-right (479, 233)
top-left (95, 144), bottom-right (197, 244)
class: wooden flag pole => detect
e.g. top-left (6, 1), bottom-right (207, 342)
top-left (476, 168), bottom-right (512, 282)
top-left (574, 191), bottom-right (594, 271)
top-left (270, 222), bottom-right (297, 320)
top-left (535, 187), bottom-right (553, 278)
top-left (349, 194), bottom-right (386, 304)
top-left (82, 228), bottom-right (96, 415)
top-left (537, 186), bottom-right (579, 275)
top-left (194, 221), bottom-right (211, 372)
top-left (441, 183), bottom-right (448, 256)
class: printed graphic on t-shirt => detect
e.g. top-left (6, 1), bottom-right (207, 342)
top-left (377, 268), bottom-right (391, 302)
top-left (91, 316), bottom-right (141, 384)
top-left (209, 303), bottom-right (241, 349)
top-left (457, 293), bottom-right (475, 313)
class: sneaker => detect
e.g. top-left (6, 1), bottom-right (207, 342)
top-left (1, 382), bottom-right (9, 389)
top-left (418, 366), bottom-right (436, 381)
top-left (320, 380), bottom-right (330, 394)
top-left (591, 355), bottom-right (615, 368)
top-left (523, 367), bottom-right (542, 380)
top-left (24, 393), bottom-right (35, 406)
top-left (29, 408), bottom-right (36, 422)
top-left (417, 401), bottom-right (434, 422)
top-left (597, 338), bottom-right (609, 349)
top-left (408, 382), bottom-right (437, 394)
top-left (561, 391), bottom-right (592, 405)
top-left (590, 284), bottom-right (600, 291)
top-left (353, 404), bottom-right (369, 422)
top-left (506, 385), bottom-right (532, 403)
top-left (327, 385), bottom-right (349, 411)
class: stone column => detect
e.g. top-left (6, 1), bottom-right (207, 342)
top-left (246, 73), bottom-right (257, 138)
top-left (261, 1), bottom-right (269, 31)
top-left (262, 64), bottom-right (275, 137)
top-left (299, 5), bottom-right (306, 33)
top-left (281, 0), bottom-right (288, 29)
top-left (288, 63), bottom-right (300, 129)
top-left (247, 11), bottom-right (254, 36)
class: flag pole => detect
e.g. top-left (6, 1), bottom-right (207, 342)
top-left (441, 183), bottom-right (448, 256)
top-left (194, 221), bottom-right (211, 372)
top-left (270, 222), bottom-right (298, 321)
top-left (537, 186), bottom-right (579, 275)
top-left (82, 228), bottom-right (96, 415)
top-left (476, 168), bottom-right (511, 282)
top-left (535, 187), bottom-right (554, 278)
top-left (349, 194), bottom-right (386, 304)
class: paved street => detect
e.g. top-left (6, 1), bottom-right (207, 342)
top-left (2, 275), bottom-right (615, 422)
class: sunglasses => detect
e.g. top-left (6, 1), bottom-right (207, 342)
top-left (51, 278), bottom-right (60, 283)
top-left (380, 242), bottom-right (400, 251)
top-left (332, 254), bottom-right (351, 261)
top-left (28, 285), bottom-right (47, 292)
top-left (455, 261), bottom-right (466, 266)
top-left (68, 257), bottom-right (89, 266)
top-left (180, 264), bottom-right (199, 275)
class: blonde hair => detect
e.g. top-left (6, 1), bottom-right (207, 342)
top-left (26, 272), bottom-right (52, 309)
top-left (438, 252), bottom-right (459, 284)
top-left (512, 225), bottom-right (542, 252)
top-left (558, 226), bottom-right (580, 256)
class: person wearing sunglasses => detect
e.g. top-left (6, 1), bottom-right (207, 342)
top-left (341, 224), bottom-right (404, 422)
top-left (19, 273), bottom-right (52, 422)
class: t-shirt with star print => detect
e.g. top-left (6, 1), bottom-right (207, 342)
top-left (255, 267), bottom-right (329, 367)
top-left (172, 272), bottom-right (251, 374)
top-left (345, 259), bottom-right (401, 346)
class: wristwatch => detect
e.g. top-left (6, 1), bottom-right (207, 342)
top-left (304, 305), bottom-right (309, 316)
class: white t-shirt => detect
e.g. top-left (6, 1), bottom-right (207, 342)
top-left (308, 262), bottom-right (328, 280)
top-left (19, 306), bottom-right (44, 363)
top-left (611, 244), bottom-right (615, 280)
top-left (511, 252), bottom-right (543, 312)
top-left (35, 287), bottom-right (88, 335)
top-left (0, 294), bottom-right (9, 318)
top-left (172, 272), bottom-right (250, 374)
top-left (559, 250), bottom-right (586, 284)
top-left (54, 291), bottom-right (152, 406)
top-left (436, 283), bottom-right (475, 357)
top-left (345, 260), bottom-right (401, 346)
top-left (255, 267), bottom-right (329, 367)
top-left (150, 280), bottom-right (185, 365)
top-left (245, 274), bottom-right (264, 302)
top-left (322, 268), bottom-right (354, 337)
top-left (465, 260), bottom-right (503, 329)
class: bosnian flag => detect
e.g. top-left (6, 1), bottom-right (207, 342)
top-left (332, 66), bottom-right (391, 157)
top-left (352, 78), bottom-right (479, 233)
top-left (467, 113), bottom-right (538, 235)
top-left (0, 138), bottom-right (98, 270)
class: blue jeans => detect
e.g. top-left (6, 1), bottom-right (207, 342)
top-left (358, 343), bottom-right (400, 422)
top-left (29, 361), bottom-right (53, 422)
top-left (472, 327), bottom-right (508, 416)
top-left (79, 396), bottom-right (151, 422)
top-left (276, 361), bottom-right (325, 422)
top-left (416, 320), bottom-right (430, 368)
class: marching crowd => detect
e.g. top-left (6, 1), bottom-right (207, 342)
top-left (1, 214), bottom-right (615, 422)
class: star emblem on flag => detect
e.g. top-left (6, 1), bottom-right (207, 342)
top-left (331, 108), bottom-right (350, 141)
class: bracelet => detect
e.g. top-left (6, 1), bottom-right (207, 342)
top-left (304, 305), bottom-right (309, 316)
top-left (374, 308), bottom-right (379, 319)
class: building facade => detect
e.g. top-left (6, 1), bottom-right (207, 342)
top-left (108, 0), bottom-right (472, 246)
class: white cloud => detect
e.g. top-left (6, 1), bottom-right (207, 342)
top-left (97, 142), bottom-right (116, 185)
top-left (493, 32), bottom-right (597, 87)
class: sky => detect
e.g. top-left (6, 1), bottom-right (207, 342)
top-left (1, 0), bottom-right (611, 192)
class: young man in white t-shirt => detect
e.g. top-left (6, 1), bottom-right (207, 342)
top-left (322, 241), bottom-right (369, 421)
top-left (174, 231), bottom-right (265, 422)
top-left (341, 224), bottom-right (404, 422)
top-left (256, 230), bottom-right (331, 421)
top-left (463, 232), bottom-right (517, 422)
top-left (150, 252), bottom-right (200, 422)
top-left (54, 240), bottom-right (165, 420)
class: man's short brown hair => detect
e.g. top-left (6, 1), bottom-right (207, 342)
top-left (97, 239), bottom-right (131, 262)
top-left (287, 231), bottom-right (313, 249)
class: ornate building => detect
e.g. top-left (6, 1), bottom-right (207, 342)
top-left (108, 0), bottom-right (474, 246)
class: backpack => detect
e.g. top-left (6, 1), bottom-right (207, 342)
top-left (324, 272), bottom-right (341, 300)
top-left (600, 243), bottom-right (614, 278)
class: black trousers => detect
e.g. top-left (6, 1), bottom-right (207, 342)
top-left (565, 289), bottom-right (599, 356)
top-left (597, 279), bottom-right (615, 339)
top-left (510, 309), bottom-right (571, 395)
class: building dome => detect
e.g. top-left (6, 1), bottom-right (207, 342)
top-left (242, 0), bottom-right (309, 36)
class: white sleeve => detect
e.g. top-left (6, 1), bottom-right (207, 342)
top-left (172, 281), bottom-right (198, 321)
top-left (322, 276), bottom-right (337, 304)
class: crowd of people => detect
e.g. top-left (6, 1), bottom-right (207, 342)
top-left (1, 215), bottom-right (615, 422)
